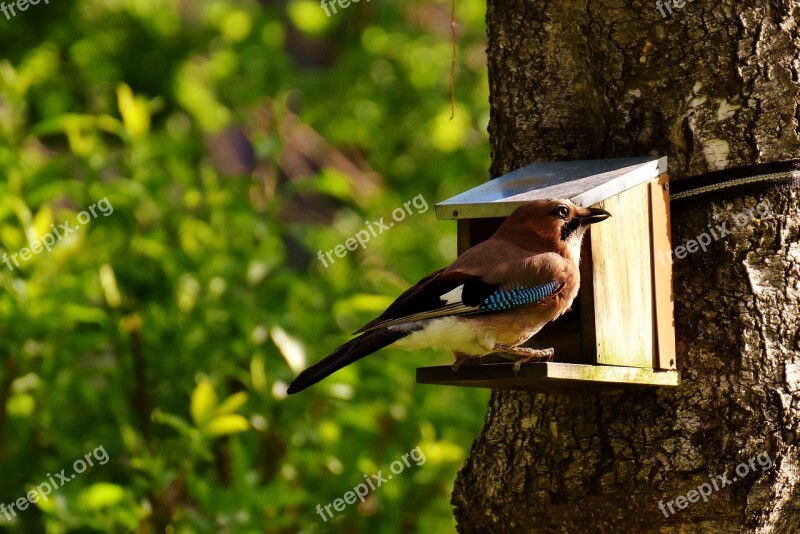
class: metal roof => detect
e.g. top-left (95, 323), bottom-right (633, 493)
top-left (436, 156), bottom-right (667, 220)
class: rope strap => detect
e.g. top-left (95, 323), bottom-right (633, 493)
top-left (670, 159), bottom-right (800, 207)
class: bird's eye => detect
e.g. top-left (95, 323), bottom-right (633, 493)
top-left (553, 206), bottom-right (570, 219)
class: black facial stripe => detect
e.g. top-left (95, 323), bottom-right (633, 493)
top-left (561, 218), bottom-right (581, 241)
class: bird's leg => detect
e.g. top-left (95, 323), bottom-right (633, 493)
top-left (493, 345), bottom-right (555, 372)
top-left (452, 351), bottom-right (480, 372)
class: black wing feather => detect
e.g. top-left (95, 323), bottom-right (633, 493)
top-left (287, 329), bottom-right (411, 394)
top-left (354, 269), bottom-right (498, 334)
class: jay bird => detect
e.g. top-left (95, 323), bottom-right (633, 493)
top-left (287, 198), bottom-right (610, 394)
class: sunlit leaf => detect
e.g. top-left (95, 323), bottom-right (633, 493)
top-left (430, 104), bottom-right (470, 152)
top-left (99, 263), bottom-right (122, 308)
top-left (116, 83), bottom-right (150, 139)
top-left (7, 393), bottom-right (34, 417)
top-left (205, 414), bottom-right (249, 436)
top-left (190, 380), bottom-right (218, 425)
top-left (250, 353), bottom-right (268, 393)
top-left (270, 326), bottom-right (306, 373)
top-left (287, 0), bottom-right (332, 35)
top-left (79, 483), bottom-right (126, 510)
top-left (216, 391), bottom-right (248, 415)
top-left (220, 10), bottom-right (252, 42)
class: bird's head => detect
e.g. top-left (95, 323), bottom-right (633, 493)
top-left (494, 198), bottom-right (611, 260)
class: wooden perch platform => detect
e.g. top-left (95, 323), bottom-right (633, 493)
top-left (416, 362), bottom-right (680, 392)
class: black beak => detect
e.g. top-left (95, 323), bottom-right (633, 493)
top-left (576, 207), bottom-right (611, 225)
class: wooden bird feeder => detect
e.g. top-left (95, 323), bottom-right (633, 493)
top-left (416, 156), bottom-right (680, 391)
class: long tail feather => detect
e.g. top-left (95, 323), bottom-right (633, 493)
top-left (287, 329), bottom-right (408, 394)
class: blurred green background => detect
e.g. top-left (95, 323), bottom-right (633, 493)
top-left (0, 0), bottom-right (492, 531)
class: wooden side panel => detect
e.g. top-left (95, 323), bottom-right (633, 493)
top-left (457, 219), bottom-right (472, 255)
top-left (649, 174), bottom-right (677, 370)
top-left (463, 218), bottom-right (504, 252)
top-left (590, 185), bottom-right (654, 367)
top-left (579, 231), bottom-right (597, 364)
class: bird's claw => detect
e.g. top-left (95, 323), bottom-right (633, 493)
top-left (452, 352), bottom-right (477, 372)
top-left (492, 346), bottom-right (554, 373)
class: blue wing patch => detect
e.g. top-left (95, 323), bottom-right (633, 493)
top-left (479, 281), bottom-right (561, 312)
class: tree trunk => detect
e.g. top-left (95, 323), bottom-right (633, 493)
top-left (453, 1), bottom-right (800, 531)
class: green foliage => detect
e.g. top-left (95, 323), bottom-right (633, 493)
top-left (0, 0), bottom-right (491, 531)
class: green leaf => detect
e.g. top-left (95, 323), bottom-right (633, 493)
top-left (250, 353), bottom-right (268, 394)
top-left (216, 391), bottom-right (248, 416)
top-left (152, 409), bottom-right (195, 438)
top-left (190, 380), bottom-right (218, 425)
top-left (205, 414), bottom-right (249, 436)
top-left (79, 483), bottom-right (126, 510)
top-left (116, 83), bottom-right (150, 139)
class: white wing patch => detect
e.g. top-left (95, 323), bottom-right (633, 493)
top-left (440, 284), bottom-right (464, 305)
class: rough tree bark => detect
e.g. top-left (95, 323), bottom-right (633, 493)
top-left (452, 1), bottom-right (800, 531)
